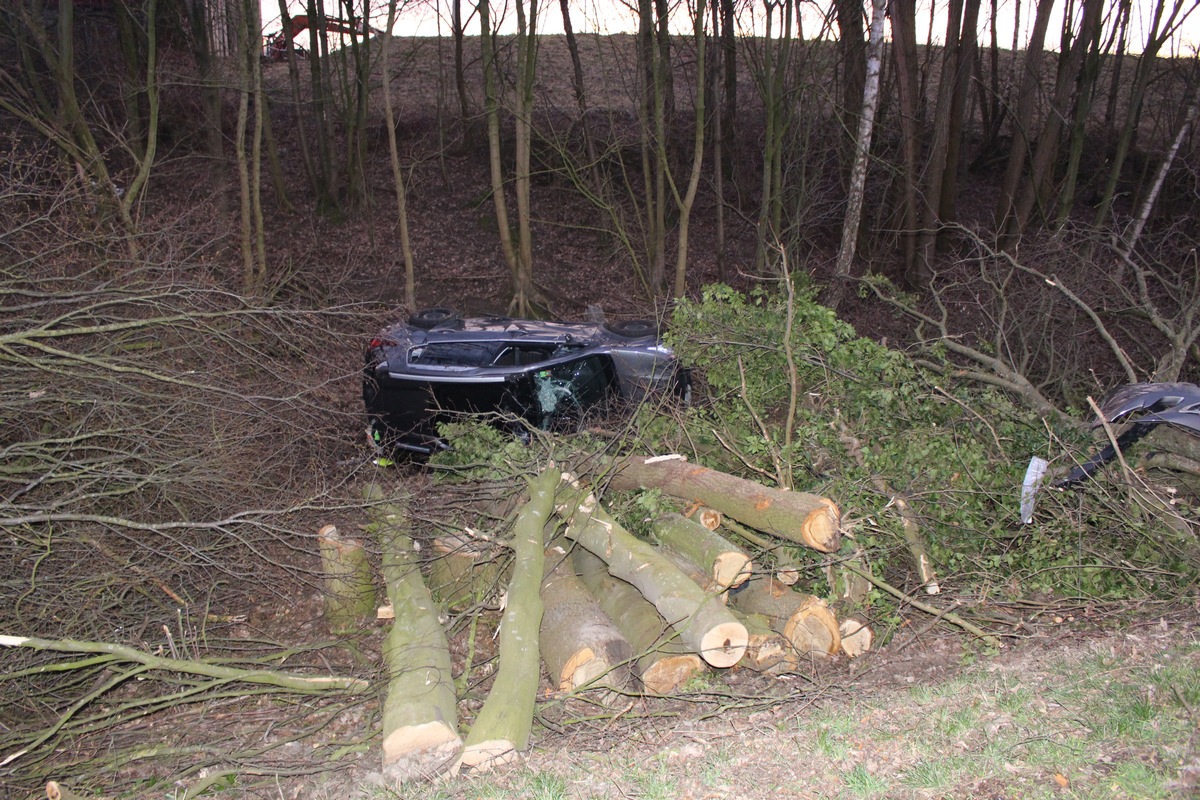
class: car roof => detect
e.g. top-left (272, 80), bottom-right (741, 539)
top-left (385, 316), bottom-right (657, 347)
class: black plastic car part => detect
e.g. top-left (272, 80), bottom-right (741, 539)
top-left (1056, 382), bottom-right (1200, 487)
top-left (604, 319), bottom-right (659, 339)
top-left (407, 307), bottom-right (459, 330)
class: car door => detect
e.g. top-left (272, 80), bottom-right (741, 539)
top-left (532, 354), bottom-right (615, 430)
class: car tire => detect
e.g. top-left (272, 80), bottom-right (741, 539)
top-left (407, 307), bottom-right (458, 330)
top-left (604, 319), bottom-right (659, 339)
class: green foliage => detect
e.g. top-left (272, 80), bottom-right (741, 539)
top-left (429, 419), bottom-right (539, 480)
top-left (667, 284), bottom-right (1196, 598)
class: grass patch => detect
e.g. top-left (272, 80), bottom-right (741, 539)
top-left (901, 758), bottom-right (958, 791)
top-left (841, 763), bottom-right (888, 796)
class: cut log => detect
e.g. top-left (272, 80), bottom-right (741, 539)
top-left (838, 615), bottom-right (874, 658)
top-left (720, 517), bottom-right (804, 584)
top-left (603, 454), bottom-right (841, 552)
top-left (540, 544), bottom-right (633, 692)
top-left (825, 539), bottom-right (872, 607)
top-left (558, 478), bottom-right (748, 668)
top-left (695, 506), bottom-right (723, 530)
top-left (729, 575), bottom-right (841, 657)
top-left (364, 486), bottom-right (461, 780)
top-left (651, 513), bottom-right (752, 589)
top-left (574, 548), bottom-right (704, 694)
top-left (45, 782), bottom-right (83, 800)
top-left (459, 469), bottom-right (560, 771)
top-left (732, 611), bottom-right (797, 673)
top-left (657, 547), bottom-right (730, 604)
top-left (428, 532), bottom-right (504, 611)
top-left (317, 524), bottom-right (376, 634)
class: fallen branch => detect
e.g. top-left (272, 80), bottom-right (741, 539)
top-left (0, 635), bottom-right (367, 692)
top-left (602, 455), bottom-right (841, 552)
top-left (459, 468), bottom-right (561, 771)
top-left (846, 565), bottom-right (1000, 647)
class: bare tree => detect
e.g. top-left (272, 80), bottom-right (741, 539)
top-left (1004, 0), bottom-right (1104, 242)
top-left (382, 0), bottom-right (418, 307)
top-left (234, 0), bottom-right (267, 293)
top-left (1090, 0), bottom-right (1196, 236)
top-left (829, 0), bottom-right (887, 309)
top-left (671, 0), bottom-right (707, 298)
top-left (994, 0), bottom-right (1056, 239)
top-left (511, 0), bottom-right (540, 314)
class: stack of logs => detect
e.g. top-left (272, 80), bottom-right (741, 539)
top-left (343, 455), bottom-right (871, 781)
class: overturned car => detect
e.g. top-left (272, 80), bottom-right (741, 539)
top-left (363, 309), bottom-right (688, 455)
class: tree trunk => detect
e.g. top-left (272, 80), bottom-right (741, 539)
top-left (248, 0), bottom-right (267, 290)
top-left (994, 0), bottom-right (1055, 239)
top-left (835, 0), bottom-right (866, 145)
top-left (510, 0), bottom-right (539, 315)
top-left (650, 512), bottom-right (751, 590)
top-left (558, 480), bottom-right (748, 668)
top-left (428, 532), bottom-right (505, 611)
top-left (1054, 8), bottom-right (1107, 227)
top-left (366, 487), bottom-right (462, 779)
top-left (829, 0), bottom-right (887, 310)
top-left (1091, 0), bottom-right (1188, 237)
top-left (1009, 0), bottom-right (1104, 239)
top-left (234, 0), bottom-right (255, 293)
top-left (732, 610), bottom-right (796, 672)
top-left (480, 0), bottom-right (521, 304)
top-left (452, 0), bottom-right (475, 145)
top-left (728, 575), bottom-right (841, 657)
top-left (559, 0), bottom-right (600, 193)
top-left (184, 0), bottom-right (225, 185)
top-left (888, 0), bottom-right (922, 285)
top-left (276, 0), bottom-right (318, 197)
top-left (602, 455), bottom-right (841, 553)
top-left (306, 0), bottom-right (339, 212)
top-left (318, 524), bottom-right (376, 634)
top-left (711, 7), bottom-right (727, 283)
top-left (937, 0), bottom-right (981, 230)
top-left (381, 7), bottom-right (417, 308)
top-left (1118, 85), bottom-right (1200, 265)
top-left (671, 0), bottom-right (706, 298)
top-left (573, 548), bottom-right (705, 694)
top-left (540, 544), bottom-right (633, 691)
top-left (719, 0), bottom-right (737, 170)
top-left (458, 469), bottom-right (560, 771)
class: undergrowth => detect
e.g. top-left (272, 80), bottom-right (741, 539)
top-left (664, 283), bottom-right (1198, 601)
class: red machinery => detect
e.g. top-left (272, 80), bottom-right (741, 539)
top-left (263, 14), bottom-right (382, 62)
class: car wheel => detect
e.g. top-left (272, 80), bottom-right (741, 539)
top-left (604, 319), bottom-right (659, 339)
top-left (407, 307), bottom-right (458, 329)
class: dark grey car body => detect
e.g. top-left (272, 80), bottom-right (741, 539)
top-left (363, 312), bottom-right (683, 454)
